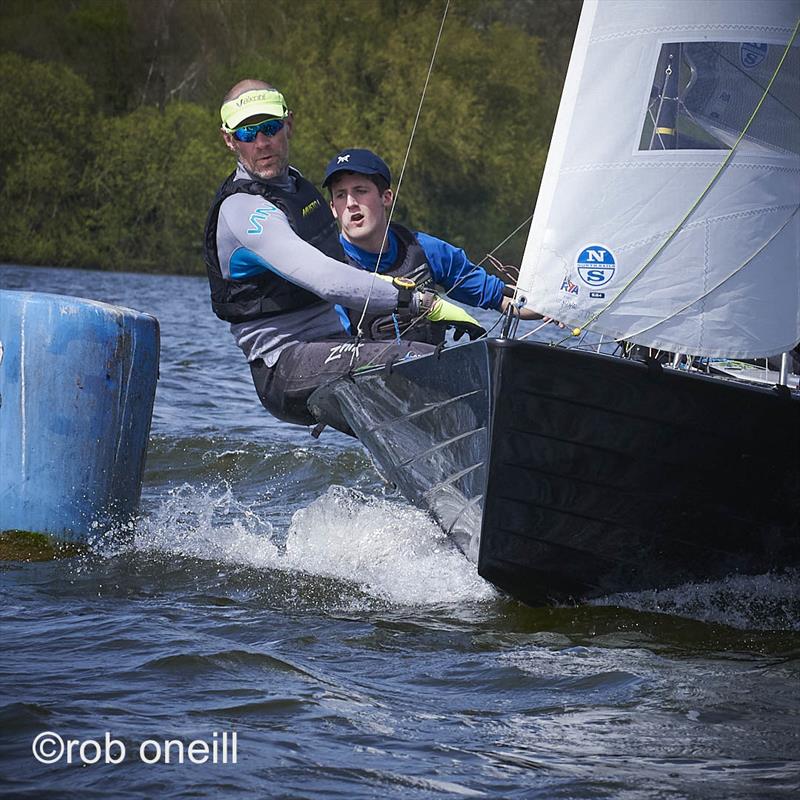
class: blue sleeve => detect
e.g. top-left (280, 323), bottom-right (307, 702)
top-left (416, 232), bottom-right (506, 310)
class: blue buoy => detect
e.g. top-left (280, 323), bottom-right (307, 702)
top-left (0, 290), bottom-right (159, 543)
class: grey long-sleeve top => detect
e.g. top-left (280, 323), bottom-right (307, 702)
top-left (215, 164), bottom-right (399, 366)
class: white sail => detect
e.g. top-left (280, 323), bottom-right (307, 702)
top-left (517, 0), bottom-right (800, 358)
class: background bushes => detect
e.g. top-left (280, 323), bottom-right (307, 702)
top-left (0, 0), bottom-right (580, 274)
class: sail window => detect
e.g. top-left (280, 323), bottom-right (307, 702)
top-left (639, 41), bottom-right (799, 154)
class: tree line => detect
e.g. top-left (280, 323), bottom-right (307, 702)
top-left (0, 0), bottom-right (580, 275)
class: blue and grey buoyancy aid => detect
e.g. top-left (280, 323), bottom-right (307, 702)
top-left (346, 223), bottom-right (446, 345)
top-left (204, 167), bottom-right (345, 324)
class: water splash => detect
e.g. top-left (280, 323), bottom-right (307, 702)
top-left (93, 482), bottom-right (797, 628)
top-left (591, 570), bottom-right (800, 631)
top-left (122, 484), bottom-right (495, 607)
top-left (130, 483), bottom-right (280, 567)
top-left (284, 485), bottom-right (496, 605)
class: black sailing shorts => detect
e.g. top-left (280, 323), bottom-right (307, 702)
top-left (250, 338), bottom-right (436, 431)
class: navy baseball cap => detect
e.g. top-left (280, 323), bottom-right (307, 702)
top-left (322, 148), bottom-right (391, 188)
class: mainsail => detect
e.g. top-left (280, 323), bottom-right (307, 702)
top-left (517, 0), bottom-right (800, 358)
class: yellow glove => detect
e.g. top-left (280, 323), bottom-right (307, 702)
top-left (425, 295), bottom-right (487, 341)
top-left (377, 276), bottom-right (487, 341)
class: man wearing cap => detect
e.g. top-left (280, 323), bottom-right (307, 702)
top-left (204, 80), bottom-right (459, 432)
top-left (323, 148), bottom-right (542, 344)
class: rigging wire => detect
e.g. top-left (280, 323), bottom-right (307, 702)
top-left (648, 55), bottom-right (675, 150)
top-left (477, 215), bottom-right (533, 270)
top-left (345, 0), bottom-right (563, 371)
top-left (357, 209), bottom-right (537, 370)
top-left (343, 0), bottom-right (555, 370)
top-left (555, 15), bottom-right (800, 348)
top-left (350, 0), bottom-right (451, 362)
top-left (517, 319), bottom-right (551, 341)
top-left (348, 0), bottom-right (541, 370)
top-left (412, 213), bottom-right (532, 310)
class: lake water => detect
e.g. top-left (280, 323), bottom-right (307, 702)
top-left (1, 264), bottom-right (798, 799)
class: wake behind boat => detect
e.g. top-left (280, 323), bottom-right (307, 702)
top-left (310, 0), bottom-right (800, 605)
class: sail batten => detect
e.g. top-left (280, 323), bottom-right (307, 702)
top-left (518, 0), bottom-right (800, 358)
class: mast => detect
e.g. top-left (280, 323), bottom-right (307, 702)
top-left (648, 44), bottom-right (681, 150)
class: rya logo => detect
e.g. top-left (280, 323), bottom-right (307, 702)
top-left (560, 277), bottom-right (579, 294)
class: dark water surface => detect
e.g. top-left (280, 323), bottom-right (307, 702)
top-left (1, 265), bottom-right (798, 799)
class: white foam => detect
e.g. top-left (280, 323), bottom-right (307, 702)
top-left (132, 484), bottom-right (280, 567)
top-left (101, 483), bottom-right (797, 625)
top-left (591, 570), bottom-right (800, 631)
top-left (128, 484), bottom-right (496, 606)
top-left (283, 486), bottom-right (496, 605)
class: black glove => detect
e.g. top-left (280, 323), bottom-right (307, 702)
top-left (452, 321), bottom-right (487, 341)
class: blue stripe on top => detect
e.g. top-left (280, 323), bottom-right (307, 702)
top-left (229, 247), bottom-right (284, 280)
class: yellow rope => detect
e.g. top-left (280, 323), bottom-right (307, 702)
top-left (622, 205), bottom-right (798, 342)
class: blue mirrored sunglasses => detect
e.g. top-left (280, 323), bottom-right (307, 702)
top-left (232, 118), bottom-right (285, 142)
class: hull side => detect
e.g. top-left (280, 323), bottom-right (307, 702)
top-left (479, 340), bottom-right (800, 603)
top-left (310, 338), bottom-right (800, 605)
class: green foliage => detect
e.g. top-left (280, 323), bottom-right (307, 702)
top-left (80, 103), bottom-right (230, 272)
top-left (0, 0), bottom-right (136, 113)
top-left (0, 53), bottom-right (94, 266)
top-left (62, 0), bottom-right (137, 114)
top-left (0, 0), bottom-right (579, 273)
top-left (0, 51), bottom-right (231, 271)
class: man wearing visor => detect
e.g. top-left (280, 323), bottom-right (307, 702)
top-left (204, 80), bottom-right (460, 432)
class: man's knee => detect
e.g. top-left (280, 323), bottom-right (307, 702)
top-left (250, 357), bottom-right (315, 426)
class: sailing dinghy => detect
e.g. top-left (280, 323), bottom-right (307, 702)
top-left (310, 0), bottom-right (800, 605)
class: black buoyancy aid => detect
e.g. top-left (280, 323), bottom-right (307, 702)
top-left (345, 223), bottom-right (446, 345)
top-left (204, 167), bottom-right (345, 324)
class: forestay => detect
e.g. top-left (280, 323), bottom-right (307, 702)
top-left (517, 0), bottom-right (800, 358)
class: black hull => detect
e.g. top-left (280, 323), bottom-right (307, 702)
top-left (309, 339), bottom-right (800, 605)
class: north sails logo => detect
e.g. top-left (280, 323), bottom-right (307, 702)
top-left (740, 42), bottom-right (768, 69)
top-left (576, 246), bottom-right (616, 287)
